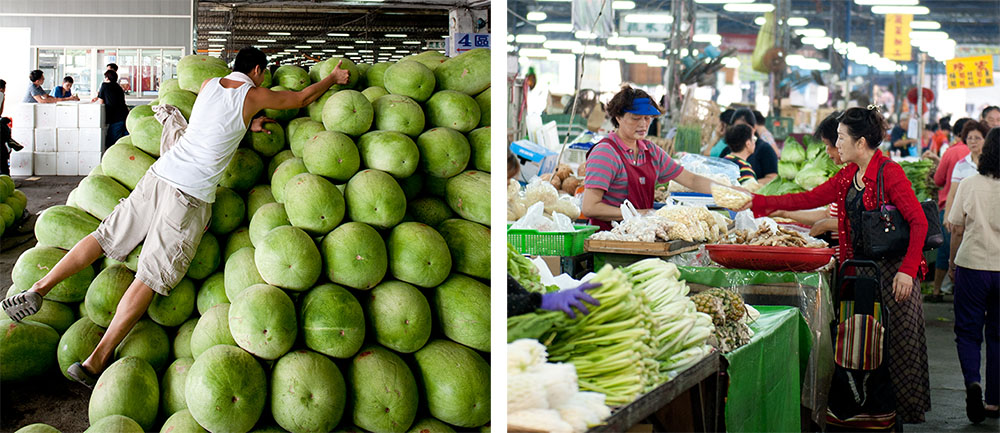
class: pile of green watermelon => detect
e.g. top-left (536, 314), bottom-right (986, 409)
top-left (0, 174), bottom-right (27, 237)
top-left (2, 49), bottom-right (491, 433)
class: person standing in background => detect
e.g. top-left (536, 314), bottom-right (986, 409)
top-left (94, 70), bottom-right (129, 148)
top-left (52, 76), bottom-right (74, 99)
top-left (982, 106), bottom-right (1000, 129)
top-left (753, 110), bottom-right (777, 150)
top-left (720, 108), bottom-right (779, 185)
top-left (925, 117), bottom-right (973, 302)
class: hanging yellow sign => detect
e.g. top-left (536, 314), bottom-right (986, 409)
top-left (883, 14), bottom-right (912, 61)
top-left (946, 55), bottom-right (995, 89)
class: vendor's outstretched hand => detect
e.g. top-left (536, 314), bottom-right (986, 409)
top-left (540, 282), bottom-right (601, 319)
top-left (329, 60), bottom-right (350, 85)
top-left (250, 116), bottom-right (276, 133)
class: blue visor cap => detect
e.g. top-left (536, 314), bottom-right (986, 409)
top-left (625, 97), bottom-right (661, 116)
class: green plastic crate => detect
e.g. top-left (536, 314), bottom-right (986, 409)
top-left (507, 224), bottom-right (599, 257)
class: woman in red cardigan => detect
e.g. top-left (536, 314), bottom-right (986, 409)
top-left (748, 106), bottom-right (931, 424)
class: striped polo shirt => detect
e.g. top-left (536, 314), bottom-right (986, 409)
top-left (724, 154), bottom-right (756, 183)
top-left (584, 133), bottom-right (684, 207)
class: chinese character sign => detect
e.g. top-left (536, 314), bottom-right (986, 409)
top-left (946, 55), bottom-right (995, 89)
top-left (883, 14), bottom-right (912, 61)
top-left (450, 33), bottom-right (490, 56)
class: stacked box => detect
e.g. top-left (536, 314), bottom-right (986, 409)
top-left (10, 127), bottom-right (35, 152)
top-left (79, 128), bottom-right (105, 152)
top-left (35, 129), bottom-right (57, 152)
top-left (34, 104), bottom-right (56, 128)
top-left (57, 128), bottom-right (80, 152)
top-left (79, 104), bottom-right (105, 127)
top-left (10, 152), bottom-right (32, 176)
top-left (56, 104), bottom-right (79, 128)
top-left (57, 152), bottom-right (79, 176)
top-left (12, 104), bottom-right (35, 128)
top-left (34, 152), bottom-right (58, 175)
top-left (79, 152), bottom-right (102, 175)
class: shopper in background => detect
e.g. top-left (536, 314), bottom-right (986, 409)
top-left (720, 108), bottom-right (779, 184)
top-left (952, 118), bottom-right (972, 145)
top-left (723, 123), bottom-right (757, 183)
top-left (890, 113), bottom-right (919, 156)
top-left (753, 109), bottom-right (777, 149)
top-left (945, 121), bottom-right (989, 228)
top-left (931, 115), bottom-right (951, 155)
top-left (947, 126), bottom-right (1000, 424)
top-left (746, 106), bottom-right (931, 424)
top-left (94, 70), bottom-right (129, 148)
top-left (106, 63), bottom-right (118, 72)
top-left (582, 86), bottom-right (730, 231)
top-left (982, 106), bottom-right (1000, 129)
top-left (22, 70), bottom-right (78, 103)
top-left (925, 117), bottom-right (974, 302)
top-left (709, 108), bottom-right (735, 157)
top-left (52, 76), bottom-right (74, 99)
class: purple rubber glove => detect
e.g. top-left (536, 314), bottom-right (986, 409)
top-left (540, 282), bottom-right (601, 319)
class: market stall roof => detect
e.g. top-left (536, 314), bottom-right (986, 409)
top-left (196, 0), bottom-right (485, 66)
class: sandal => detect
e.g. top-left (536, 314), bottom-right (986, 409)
top-left (967, 382), bottom-right (986, 423)
top-left (2, 291), bottom-right (42, 321)
top-left (67, 362), bottom-right (98, 389)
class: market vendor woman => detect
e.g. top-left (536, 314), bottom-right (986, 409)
top-left (582, 86), bottom-right (725, 231)
top-left (745, 106), bottom-right (931, 424)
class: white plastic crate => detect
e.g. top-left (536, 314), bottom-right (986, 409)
top-left (10, 127), bottom-right (34, 152)
top-left (78, 104), bottom-right (105, 127)
top-left (57, 128), bottom-right (80, 152)
top-left (78, 151), bottom-right (102, 175)
top-left (57, 152), bottom-right (79, 176)
top-left (34, 152), bottom-right (57, 175)
top-left (12, 104), bottom-right (35, 128)
top-left (79, 127), bottom-right (105, 152)
top-left (9, 152), bottom-right (32, 176)
top-left (34, 128), bottom-right (57, 152)
top-left (34, 104), bottom-right (57, 128)
top-left (55, 104), bottom-right (79, 128)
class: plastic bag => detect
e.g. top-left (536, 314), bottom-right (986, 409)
top-left (674, 153), bottom-right (741, 185)
top-left (525, 178), bottom-right (559, 208)
top-left (511, 202), bottom-right (576, 232)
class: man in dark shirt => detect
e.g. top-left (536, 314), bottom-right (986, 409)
top-left (720, 108), bottom-right (778, 184)
top-left (52, 76), bottom-right (74, 98)
top-left (95, 70), bottom-right (129, 149)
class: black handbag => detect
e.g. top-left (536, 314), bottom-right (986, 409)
top-left (860, 160), bottom-right (943, 259)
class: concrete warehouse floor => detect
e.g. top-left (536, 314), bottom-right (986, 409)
top-left (0, 176), bottom-right (997, 432)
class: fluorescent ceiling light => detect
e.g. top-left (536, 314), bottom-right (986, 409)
top-left (386, 34), bottom-right (407, 38)
top-left (623, 14), bottom-right (674, 24)
top-left (254, 45), bottom-right (267, 48)
top-left (323, 49), bottom-right (337, 52)
top-left (515, 34), bottom-right (547, 44)
top-left (307, 40), bottom-right (326, 43)
top-left (788, 17), bottom-right (809, 26)
top-left (345, 52), bottom-right (359, 55)
top-left (608, 36), bottom-right (648, 45)
top-left (694, 0), bottom-right (753, 3)
top-left (910, 20), bottom-right (940, 30)
top-left (359, 50), bottom-right (374, 53)
top-left (543, 40), bottom-right (583, 49)
top-left (403, 41), bottom-right (421, 45)
top-left (854, 0), bottom-right (917, 5)
top-left (312, 52), bottom-right (324, 56)
top-left (208, 30), bottom-right (231, 35)
top-left (754, 16), bottom-right (766, 25)
top-left (637, 42), bottom-right (667, 52)
top-left (379, 46), bottom-right (396, 50)
top-left (794, 28), bottom-right (826, 37)
top-left (520, 48), bottom-right (552, 57)
top-left (601, 50), bottom-right (635, 59)
top-left (575, 30), bottom-right (598, 39)
top-left (526, 11), bottom-right (547, 21)
top-left (208, 44), bottom-right (224, 48)
top-left (613, 1), bottom-right (636, 9)
top-left (802, 36), bottom-right (833, 47)
top-left (258, 39), bottom-right (276, 43)
top-left (208, 38), bottom-right (227, 42)
top-left (537, 23), bottom-right (573, 32)
top-left (295, 45), bottom-right (312, 49)
top-left (909, 31), bottom-right (948, 40)
top-left (692, 34), bottom-right (722, 43)
top-left (723, 3), bottom-right (775, 12)
top-left (785, 54), bottom-right (805, 66)
top-left (286, 49), bottom-right (299, 52)
top-left (327, 33), bottom-right (349, 37)
top-left (268, 32), bottom-right (291, 36)
top-left (355, 41), bottom-right (373, 44)
top-left (338, 46), bottom-right (355, 49)
top-left (870, 5), bottom-right (929, 14)
top-left (396, 50), bottom-right (410, 53)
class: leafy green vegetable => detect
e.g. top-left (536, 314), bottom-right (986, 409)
top-left (794, 167), bottom-right (829, 190)
top-left (804, 134), bottom-right (826, 160)
top-left (778, 161), bottom-right (800, 180)
top-left (781, 137), bottom-right (806, 164)
top-left (757, 178), bottom-right (805, 195)
top-left (899, 160), bottom-right (936, 202)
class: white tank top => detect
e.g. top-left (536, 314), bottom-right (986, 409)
top-left (150, 77), bottom-right (252, 203)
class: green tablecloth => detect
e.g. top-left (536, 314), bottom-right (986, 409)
top-left (723, 305), bottom-right (811, 433)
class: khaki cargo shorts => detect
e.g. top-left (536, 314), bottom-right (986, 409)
top-left (92, 173), bottom-right (212, 296)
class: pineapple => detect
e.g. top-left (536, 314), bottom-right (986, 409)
top-left (706, 288), bottom-right (746, 323)
top-left (691, 293), bottom-right (726, 327)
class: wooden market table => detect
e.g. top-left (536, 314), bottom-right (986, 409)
top-left (585, 351), bottom-right (726, 433)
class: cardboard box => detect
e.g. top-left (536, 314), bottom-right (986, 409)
top-left (57, 128), bottom-right (80, 152)
top-left (34, 104), bottom-right (57, 128)
top-left (539, 256), bottom-right (562, 277)
top-left (12, 104), bottom-right (35, 128)
top-left (78, 127), bottom-right (105, 152)
top-left (57, 152), bottom-right (79, 176)
top-left (34, 152), bottom-right (58, 175)
top-left (9, 152), bottom-right (32, 176)
top-left (78, 151), bottom-right (102, 175)
top-left (10, 127), bottom-right (34, 152)
top-left (78, 104), bottom-right (105, 127)
top-left (34, 128), bottom-right (57, 152)
top-left (55, 104), bottom-right (79, 128)
top-left (510, 139), bottom-right (559, 182)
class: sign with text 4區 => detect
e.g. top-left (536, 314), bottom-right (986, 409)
top-left (946, 55), bottom-right (994, 89)
top-left (451, 33), bottom-right (490, 56)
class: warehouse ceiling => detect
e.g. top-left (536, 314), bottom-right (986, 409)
top-left (196, 0), bottom-right (487, 66)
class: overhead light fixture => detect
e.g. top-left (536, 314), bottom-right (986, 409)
top-left (854, 0), bottom-right (917, 5)
top-left (754, 16), bottom-right (767, 25)
top-left (795, 28), bottom-right (826, 37)
top-left (208, 44), bottom-right (224, 48)
top-left (608, 36), bottom-right (648, 45)
top-left (254, 45), bottom-right (268, 48)
top-left (286, 49), bottom-right (299, 52)
top-left (787, 17), bottom-right (809, 26)
top-left (403, 41), bottom-right (421, 45)
top-left (526, 11), bottom-right (547, 21)
top-left (537, 23), bottom-right (573, 32)
top-left (870, 5), bottom-right (929, 14)
top-left (359, 50), bottom-right (374, 53)
top-left (356, 40), bottom-right (374, 44)
top-left (338, 45), bottom-right (355, 49)
top-left (312, 52), bottom-right (324, 56)
top-left (910, 20), bottom-right (940, 29)
top-left (208, 38), bottom-right (227, 42)
top-left (345, 52), bottom-right (359, 55)
top-left (575, 30), bottom-right (598, 39)
top-left (802, 36), bottom-right (833, 48)
top-left (637, 42), bottom-right (667, 52)
top-left (327, 33), bottom-right (349, 37)
top-left (307, 40), bottom-right (326, 43)
top-left (258, 39), bottom-right (276, 43)
top-left (692, 34), bottom-right (722, 43)
top-left (694, 0), bottom-right (753, 3)
top-left (208, 30), bottom-right (231, 35)
top-left (543, 40), bottom-right (583, 50)
top-left (323, 49), bottom-right (337, 52)
top-left (909, 31), bottom-right (948, 40)
top-left (380, 46), bottom-right (395, 50)
top-left (268, 32), bottom-right (291, 36)
top-left (386, 34), bottom-right (407, 38)
top-left (623, 14), bottom-right (674, 24)
top-left (515, 34), bottom-right (547, 44)
top-left (600, 50), bottom-right (635, 59)
top-left (520, 48), bottom-right (552, 57)
top-left (396, 50), bottom-right (410, 53)
top-left (723, 3), bottom-right (776, 12)
top-left (612, 1), bottom-right (636, 9)
top-left (295, 45), bottom-right (312, 49)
